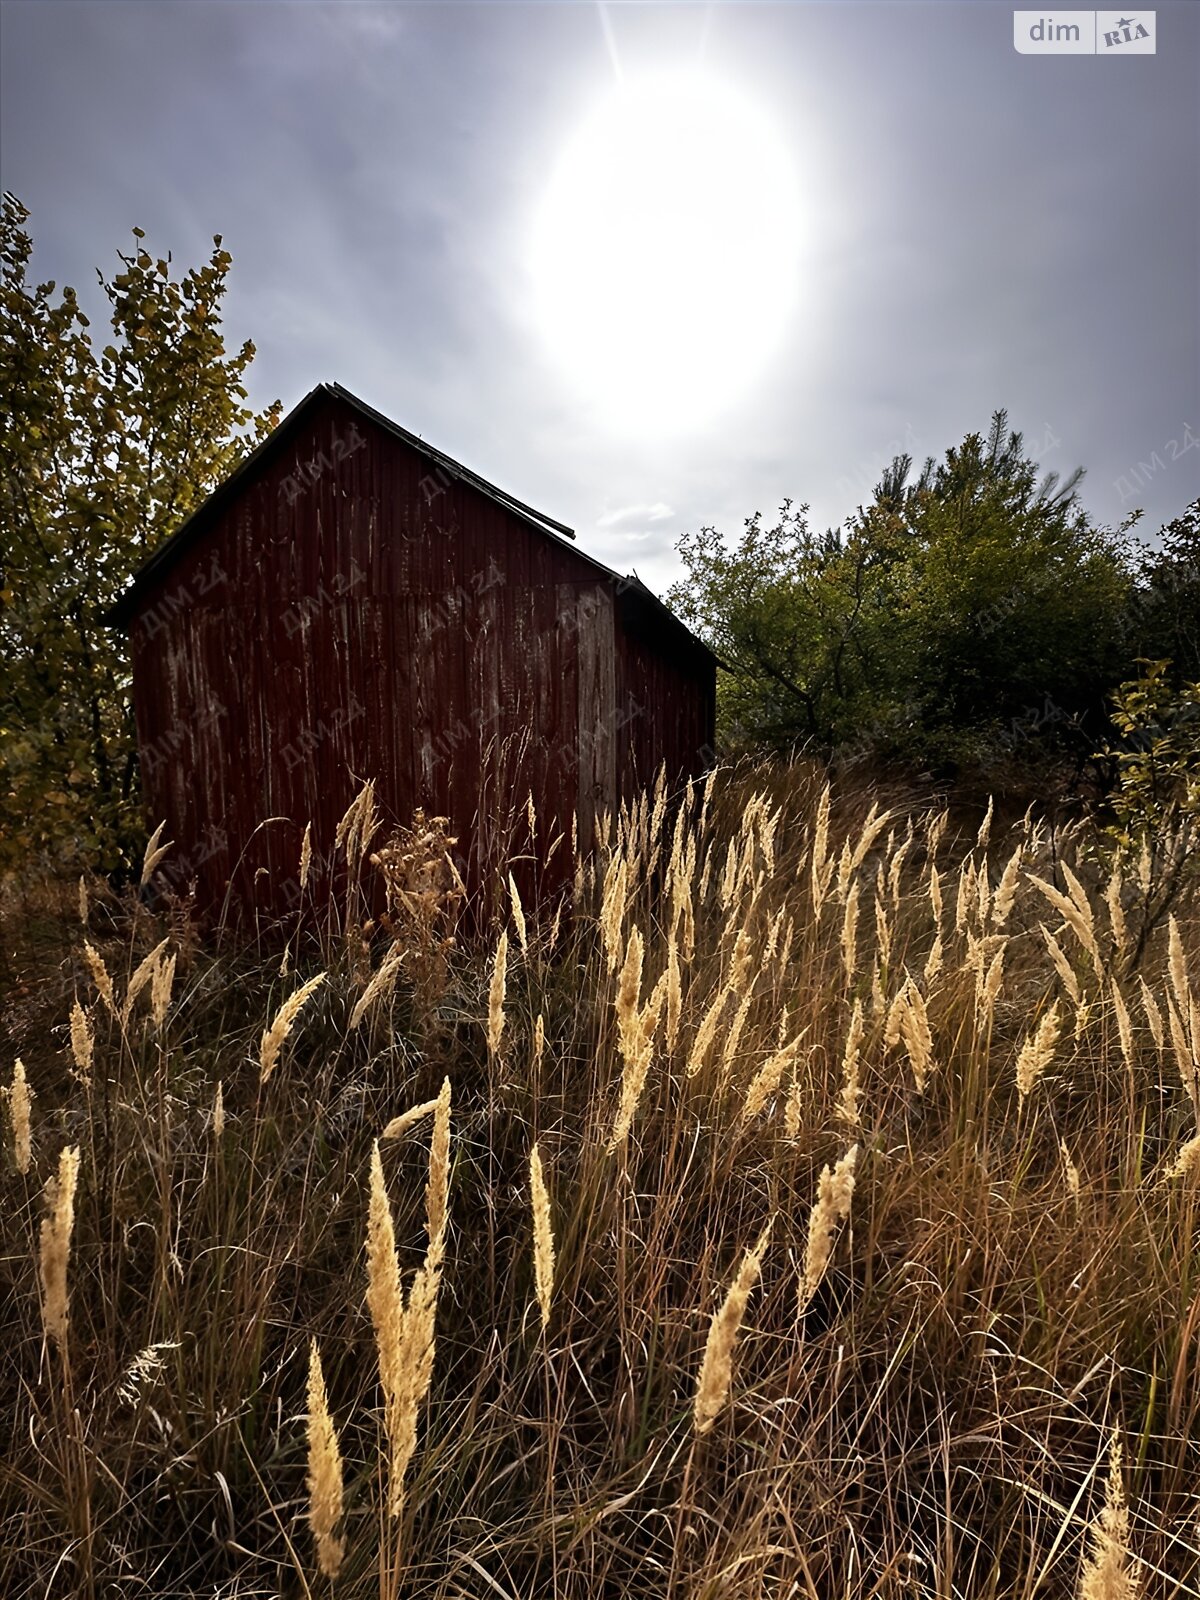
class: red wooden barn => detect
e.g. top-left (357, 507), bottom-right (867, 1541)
top-left (106, 383), bottom-right (717, 919)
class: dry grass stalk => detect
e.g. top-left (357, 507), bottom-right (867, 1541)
top-left (929, 863), bottom-right (943, 930)
top-left (836, 1000), bottom-right (864, 1129)
top-left (529, 1143), bottom-right (555, 1328)
top-left (39, 1143), bottom-right (81, 1349)
top-left (742, 1033), bottom-right (804, 1122)
top-left (367, 1141), bottom-right (405, 1414)
top-left (693, 1219), bottom-right (774, 1435)
top-left (349, 944), bottom-right (405, 1031)
top-left (1060, 1138), bottom-right (1081, 1203)
top-left (425, 1078), bottom-right (452, 1249)
top-left (978, 943), bottom-right (1006, 1024)
top-left (533, 1011), bottom-right (546, 1074)
top-left (381, 1097), bottom-right (440, 1141)
top-left (609, 958), bottom-right (663, 1149)
top-left (212, 1080), bottom-right (225, 1140)
top-left (1138, 978), bottom-right (1164, 1051)
top-left (992, 843), bottom-right (1023, 928)
top-left (259, 971), bottom-right (326, 1084)
top-left (1167, 914), bottom-right (1191, 1017)
top-left (82, 942), bottom-right (117, 1016)
top-left (1029, 870), bottom-right (1102, 979)
top-left (1110, 982), bottom-right (1135, 1069)
top-left (687, 985), bottom-right (730, 1079)
top-left (299, 821), bottom-right (313, 892)
top-left (975, 858), bottom-right (992, 925)
top-left (1016, 1002), bottom-right (1062, 1104)
top-left (720, 989), bottom-right (756, 1079)
top-left (976, 796), bottom-right (994, 850)
top-left (1042, 923), bottom-right (1083, 1007)
top-left (899, 985), bottom-right (935, 1092)
top-left (841, 881), bottom-right (861, 983)
top-left (335, 779), bottom-right (381, 869)
top-left (7, 1057), bottom-right (33, 1174)
top-left (874, 894), bottom-right (892, 973)
top-left (799, 1146), bottom-right (858, 1312)
top-left (370, 1099), bottom-right (451, 1520)
top-left (599, 854), bottom-right (629, 972)
top-left (664, 936), bottom-right (683, 1054)
top-left (508, 872), bottom-right (528, 955)
top-left (121, 937), bottom-right (171, 1027)
top-left (810, 783), bottom-right (833, 916)
top-left (149, 948), bottom-right (176, 1029)
top-left (1162, 1133), bottom-right (1200, 1184)
top-left (1078, 1425), bottom-right (1140, 1600)
top-left (78, 875), bottom-right (88, 924)
top-left (140, 820), bottom-right (173, 888)
top-left (924, 933), bottom-right (944, 988)
top-left (305, 1339), bottom-right (346, 1579)
top-left (487, 929), bottom-right (508, 1056)
top-left (69, 1000), bottom-right (93, 1083)
top-left (1165, 994), bottom-right (1200, 1120)
top-left (850, 803), bottom-right (893, 876)
top-left (1105, 868), bottom-right (1127, 964)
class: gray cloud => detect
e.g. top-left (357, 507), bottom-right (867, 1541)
top-left (2, 0), bottom-right (1195, 607)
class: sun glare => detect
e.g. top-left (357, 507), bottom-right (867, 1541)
top-left (530, 69), bottom-right (801, 433)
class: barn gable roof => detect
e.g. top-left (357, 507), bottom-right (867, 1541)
top-left (103, 382), bottom-right (718, 672)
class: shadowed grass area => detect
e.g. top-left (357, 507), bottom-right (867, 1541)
top-left (2, 761), bottom-right (1198, 1599)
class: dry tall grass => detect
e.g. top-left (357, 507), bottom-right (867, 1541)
top-left (2, 760), bottom-right (1199, 1598)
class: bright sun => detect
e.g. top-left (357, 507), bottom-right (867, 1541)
top-left (530, 68), bottom-right (801, 433)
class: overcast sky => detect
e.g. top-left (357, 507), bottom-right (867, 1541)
top-left (2, 0), bottom-right (1197, 595)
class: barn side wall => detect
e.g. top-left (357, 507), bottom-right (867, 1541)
top-left (126, 393), bottom-right (714, 920)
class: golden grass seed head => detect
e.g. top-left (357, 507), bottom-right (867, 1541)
top-left (1078, 1425), bottom-right (1140, 1600)
top-left (1138, 978), bottom-right (1164, 1051)
top-left (39, 1143), bottom-right (80, 1349)
top-left (508, 871), bottom-right (528, 955)
top-left (799, 1146), bottom-right (858, 1312)
top-left (1162, 1133), bottom-right (1200, 1184)
top-left (1016, 1001), bottom-right (1062, 1103)
top-left (976, 796), bottom-right (994, 850)
top-left (1059, 1137), bottom-right (1081, 1203)
top-left (8, 1057), bottom-right (33, 1174)
top-left (305, 1339), bottom-right (346, 1579)
top-left (487, 929), bottom-right (508, 1056)
top-left (298, 821), bottom-right (313, 892)
top-left (694, 1218), bottom-right (774, 1435)
top-left (742, 1033), bottom-right (804, 1122)
top-left (1042, 923), bottom-right (1083, 1007)
top-left (150, 948), bottom-right (176, 1029)
top-left (841, 881), bottom-right (861, 984)
top-left (348, 945), bottom-right (406, 1030)
top-left (259, 971), bottom-right (326, 1084)
top-left (69, 999), bottom-right (93, 1083)
top-left (140, 820), bottom-right (173, 889)
top-left (381, 1096), bottom-right (441, 1142)
top-left (122, 937), bottom-right (171, 1028)
top-left (993, 843), bottom-right (1024, 929)
top-left (529, 1143), bottom-right (555, 1328)
top-left (425, 1078), bottom-right (452, 1251)
top-left (212, 1080), bottom-right (225, 1140)
top-left (82, 941), bottom-right (116, 1016)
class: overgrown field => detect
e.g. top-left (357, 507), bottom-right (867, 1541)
top-left (2, 764), bottom-right (1198, 1599)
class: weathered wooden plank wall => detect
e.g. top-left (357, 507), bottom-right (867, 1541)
top-left (123, 389), bottom-right (715, 921)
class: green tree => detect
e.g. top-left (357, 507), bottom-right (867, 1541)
top-left (670, 412), bottom-right (1137, 767)
top-left (1131, 497), bottom-right (1200, 683)
top-left (0, 194), bottom-right (280, 872)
